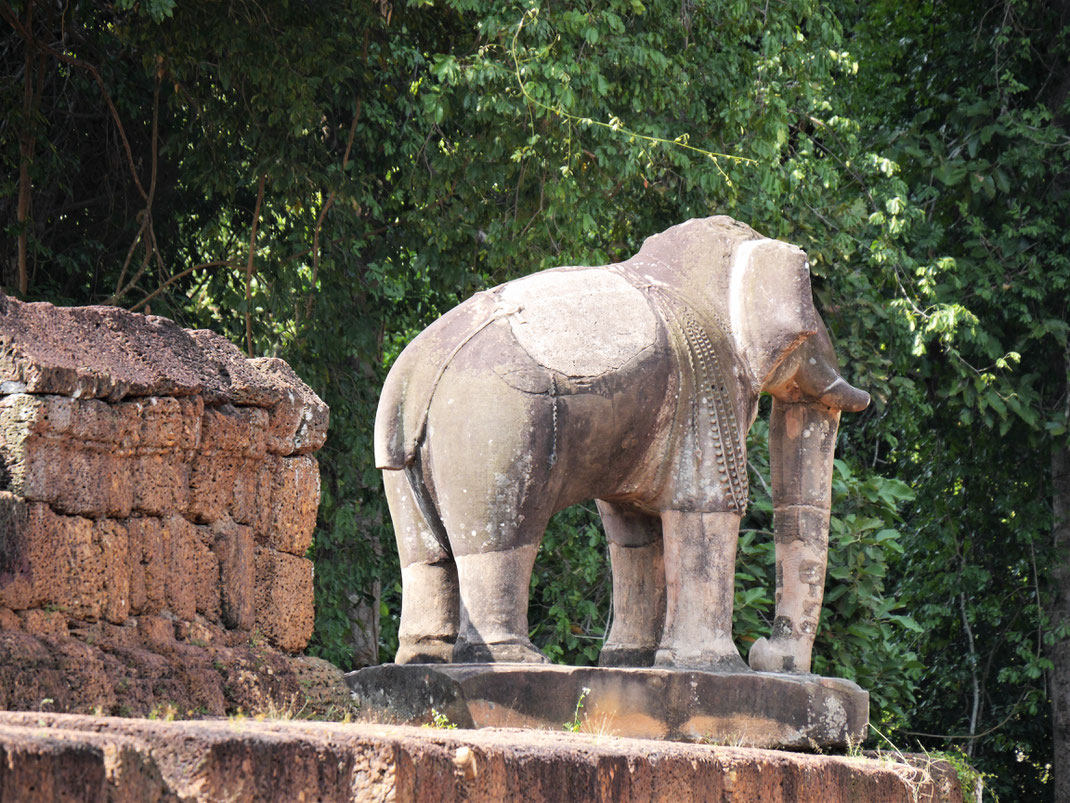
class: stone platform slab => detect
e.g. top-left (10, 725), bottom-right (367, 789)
top-left (0, 712), bottom-right (961, 802)
top-left (345, 664), bottom-right (868, 749)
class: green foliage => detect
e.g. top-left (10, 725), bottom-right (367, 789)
top-left (530, 505), bottom-right (609, 665)
top-left (426, 708), bottom-right (458, 729)
top-left (115, 0), bottom-right (176, 22)
top-left (930, 747), bottom-right (1000, 803)
top-left (738, 416), bottom-right (923, 727)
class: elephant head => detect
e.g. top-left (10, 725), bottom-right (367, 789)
top-left (721, 231), bottom-right (870, 672)
top-left (607, 218), bottom-right (870, 673)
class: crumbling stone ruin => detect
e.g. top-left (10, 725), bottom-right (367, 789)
top-left (0, 295), bottom-right (346, 716)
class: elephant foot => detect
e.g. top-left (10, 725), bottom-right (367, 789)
top-left (654, 643), bottom-right (749, 673)
top-left (747, 636), bottom-right (812, 674)
top-left (598, 644), bottom-right (657, 667)
top-left (453, 638), bottom-right (551, 664)
top-left (395, 636), bottom-right (456, 665)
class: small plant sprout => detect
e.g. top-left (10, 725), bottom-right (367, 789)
top-left (564, 686), bottom-right (590, 733)
top-left (428, 708), bottom-right (457, 729)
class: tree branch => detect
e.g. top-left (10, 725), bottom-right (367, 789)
top-left (108, 79), bottom-right (162, 306)
top-left (130, 260), bottom-right (237, 312)
top-left (1, 0), bottom-right (148, 202)
top-left (307, 100), bottom-right (362, 319)
top-left (245, 173), bottom-right (267, 355)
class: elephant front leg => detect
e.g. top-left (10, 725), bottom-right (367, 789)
top-left (655, 510), bottom-right (747, 672)
top-left (597, 500), bottom-right (665, 667)
top-left (749, 399), bottom-right (840, 674)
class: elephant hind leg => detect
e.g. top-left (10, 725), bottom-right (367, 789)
top-left (597, 500), bottom-right (665, 667)
top-left (383, 468), bottom-right (459, 664)
top-left (453, 542), bottom-right (550, 664)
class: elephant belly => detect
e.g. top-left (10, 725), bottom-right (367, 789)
top-left (422, 316), bottom-right (673, 556)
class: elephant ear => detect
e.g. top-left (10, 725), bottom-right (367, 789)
top-left (729, 238), bottom-right (821, 390)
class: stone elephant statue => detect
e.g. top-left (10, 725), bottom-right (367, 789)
top-left (374, 216), bottom-right (869, 673)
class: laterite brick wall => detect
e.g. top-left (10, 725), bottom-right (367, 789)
top-left (0, 295), bottom-right (327, 655)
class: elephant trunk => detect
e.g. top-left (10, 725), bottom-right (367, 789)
top-left (749, 398), bottom-right (840, 673)
top-left (750, 321), bottom-right (870, 673)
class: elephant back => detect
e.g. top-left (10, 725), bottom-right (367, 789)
top-left (496, 267), bottom-right (657, 377)
top-left (374, 267), bottom-right (660, 470)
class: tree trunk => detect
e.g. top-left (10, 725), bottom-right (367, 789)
top-left (1053, 347), bottom-right (1070, 803)
top-left (347, 528), bottom-right (382, 668)
top-left (1046, 0), bottom-right (1070, 792)
top-left (1045, 1), bottom-right (1070, 795)
top-left (16, 0), bottom-right (37, 296)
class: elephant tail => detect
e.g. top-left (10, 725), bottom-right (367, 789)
top-left (375, 355), bottom-right (452, 555)
top-left (374, 355), bottom-right (411, 470)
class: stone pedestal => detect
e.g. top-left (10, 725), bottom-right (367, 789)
top-left (346, 664), bottom-right (868, 750)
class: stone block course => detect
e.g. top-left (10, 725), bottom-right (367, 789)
top-left (230, 456), bottom-right (274, 533)
top-left (267, 455), bottom-right (320, 555)
top-left (131, 452), bottom-right (191, 516)
top-left (248, 356), bottom-right (329, 456)
top-left (211, 515), bottom-right (256, 631)
top-left (0, 714), bottom-right (966, 802)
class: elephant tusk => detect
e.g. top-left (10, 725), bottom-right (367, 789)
top-left (818, 377), bottom-right (871, 413)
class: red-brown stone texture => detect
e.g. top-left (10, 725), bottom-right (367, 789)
top-left (0, 295), bottom-right (329, 714)
top-left (0, 624), bottom-right (353, 719)
top-left (0, 713), bottom-right (964, 802)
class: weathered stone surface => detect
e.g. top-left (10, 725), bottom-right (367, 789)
top-left (0, 713), bottom-right (964, 802)
top-left (347, 664), bottom-right (869, 749)
top-left (187, 454), bottom-right (240, 524)
top-left (96, 518), bottom-right (131, 623)
top-left (132, 395), bottom-right (203, 450)
top-left (267, 455), bottom-right (320, 555)
top-left (0, 626), bottom-right (352, 719)
top-left (375, 216), bottom-right (870, 679)
top-left (0, 295), bottom-right (326, 669)
top-left (0, 500), bottom-right (119, 619)
top-left (248, 357), bottom-right (329, 455)
top-left (0, 607), bottom-right (21, 631)
top-left (210, 515), bottom-right (255, 631)
top-left (185, 329), bottom-right (286, 408)
top-left (18, 608), bottom-right (68, 638)
top-left (230, 456), bottom-right (274, 533)
top-left (0, 296), bottom-right (205, 401)
top-left (254, 548), bottom-right (314, 652)
top-left (127, 517), bottom-right (167, 616)
top-left (0, 296), bottom-right (330, 412)
top-left (199, 404), bottom-right (267, 457)
top-left (131, 452), bottom-right (191, 517)
top-left (162, 515), bottom-right (213, 622)
top-left (0, 723), bottom-right (175, 802)
top-left (0, 424), bottom-right (134, 517)
top-left (0, 725), bottom-right (113, 802)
